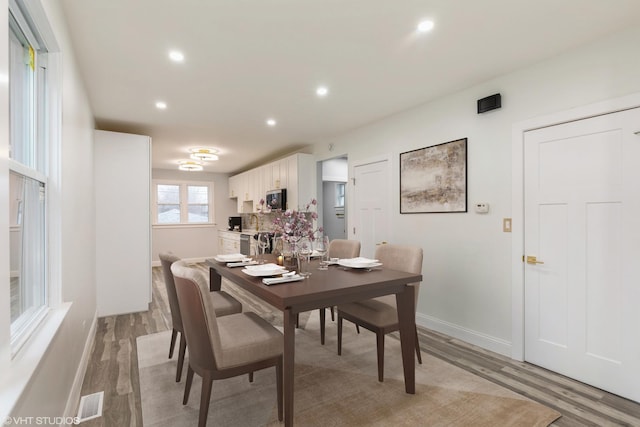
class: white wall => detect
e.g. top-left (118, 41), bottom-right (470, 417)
top-left (0, 0), bottom-right (97, 419)
top-left (313, 25), bottom-right (640, 355)
top-left (151, 169), bottom-right (237, 264)
top-left (322, 157), bottom-right (348, 182)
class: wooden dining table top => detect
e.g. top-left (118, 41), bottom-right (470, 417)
top-left (205, 255), bottom-right (423, 313)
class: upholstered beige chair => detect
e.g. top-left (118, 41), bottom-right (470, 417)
top-left (159, 254), bottom-right (242, 382)
top-left (171, 262), bottom-right (283, 427)
top-left (337, 243), bottom-right (423, 382)
top-left (318, 239), bottom-right (361, 344)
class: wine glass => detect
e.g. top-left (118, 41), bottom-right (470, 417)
top-left (297, 237), bottom-right (312, 277)
top-left (257, 232), bottom-right (269, 264)
top-left (315, 235), bottom-right (330, 270)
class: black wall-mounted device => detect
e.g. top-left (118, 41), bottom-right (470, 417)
top-left (477, 93), bottom-right (501, 114)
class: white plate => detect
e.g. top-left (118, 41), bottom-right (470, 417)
top-left (241, 268), bottom-right (289, 277)
top-left (337, 258), bottom-right (382, 269)
top-left (213, 253), bottom-right (247, 262)
top-left (244, 263), bottom-right (281, 271)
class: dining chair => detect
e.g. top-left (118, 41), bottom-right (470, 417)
top-left (159, 254), bottom-right (242, 382)
top-left (317, 239), bottom-right (361, 345)
top-left (171, 262), bottom-right (283, 427)
top-left (336, 243), bottom-right (423, 382)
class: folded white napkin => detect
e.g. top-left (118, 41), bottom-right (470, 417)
top-left (262, 275), bottom-right (305, 285)
top-left (227, 260), bottom-right (258, 267)
top-left (216, 253), bottom-right (246, 261)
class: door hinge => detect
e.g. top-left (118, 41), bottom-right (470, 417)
top-left (351, 178), bottom-right (356, 185)
top-left (353, 227), bottom-right (356, 234)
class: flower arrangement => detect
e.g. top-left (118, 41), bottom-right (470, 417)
top-left (258, 198), bottom-right (323, 243)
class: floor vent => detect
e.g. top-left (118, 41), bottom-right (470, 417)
top-left (77, 391), bottom-right (104, 423)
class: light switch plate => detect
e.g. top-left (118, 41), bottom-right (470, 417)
top-left (503, 218), bottom-right (512, 232)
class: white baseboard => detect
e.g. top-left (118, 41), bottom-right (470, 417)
top-left (416, 313), bottom-right (512, 357)
top-left (63, 311), bottom-right (98, 424)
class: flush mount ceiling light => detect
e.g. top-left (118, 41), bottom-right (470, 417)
top-left (189, 147), bottom-right (219, 161)
top-left (316, 86), bottom-right (329, 97)
top-left (178, 160), bottom-right (204, 171)
top-left (417, 20), bottom-right (435, 33)
top-left (168, 50), bottom-right (184, 62)
top-left (155, 101), bottom-right (167, 109)
top-left (266, 118), bottom-right (277, 127)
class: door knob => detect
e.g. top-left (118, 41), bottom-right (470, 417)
top-left (526, 255), bottom-right (544, 265)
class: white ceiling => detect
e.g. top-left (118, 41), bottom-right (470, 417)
top-left (60, 0), bottom-right (640, 174)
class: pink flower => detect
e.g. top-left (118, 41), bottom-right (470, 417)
top-left (271, 199), bottom-right (322, 243)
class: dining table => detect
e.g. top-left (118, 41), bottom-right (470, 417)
top-left (206, 254), bottom-right (422, 427)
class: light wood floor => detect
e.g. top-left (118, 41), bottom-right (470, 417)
top-left (78, 265), bottom-right (640, 426)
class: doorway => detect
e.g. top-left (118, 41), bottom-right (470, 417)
top-left (351, 156), bottom-right (390, 258)
top-left (320, 157), bottom-right (348, 241)
top-left (513, 96), bottom-right (640, 403)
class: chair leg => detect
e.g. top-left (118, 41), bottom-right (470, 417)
top-left (199, 374), bottom-right (213, 427)
top-left (276, 356), bottom-right (283, 422)
top-left (169, 329), bottom-right (178, 358)
top-left (356, 324), bottom-right (360, 334)
top-left (330, 306), bottom-right (335, 321)
top-left (176, 333), bottom-right (187, 382)
top-left (248, 372), bottom-right (254, 383)
top-left (183, 365), bottom-right (194, 405)
top-left (295, 313), bottom-right (299, 328)
top-left (376, 332), bottom-right (385, 382)
top-left (337, 315), bottom-right (343, 355)
top-left (319, 308), bottom-right (326, 345)
top-left (415, 326), bottom-right (422, 364)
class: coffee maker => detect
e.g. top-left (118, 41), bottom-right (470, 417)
top-left (228, 216), bottom-right (242, 231)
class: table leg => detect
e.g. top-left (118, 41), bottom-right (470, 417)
top-left (209, 267), bottom-right (221, 292)
top-left (283, 308), bottom-right (296, 426)
top-left (396, 285), bottom-right (416, 394)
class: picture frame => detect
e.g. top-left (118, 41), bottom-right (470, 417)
top-left (400, 138), bottom-right (467, 213)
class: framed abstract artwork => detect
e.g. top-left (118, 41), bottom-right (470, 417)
top-left (400, 138), bottom-right (467, 213)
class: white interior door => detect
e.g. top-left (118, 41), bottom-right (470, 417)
top-left (352, 158), bottom-right (390, 258)
top-left (524, 107), bottom-right (640, 402)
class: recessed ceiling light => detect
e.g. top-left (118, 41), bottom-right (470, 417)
top-left (155, 101), bottom-right (167, 109)
top-left (316, 86), bottom-right (329, 97)
top-left (169, 50), bottom-right (184, 62)
top-left (266, 118), bottom-right (277, 127)
top-left (417, 20), bottom-right (434, 33)
top-left (189, 147), bottom-right (219, 161)
top-left (178, 160), bottom-right (204, 171)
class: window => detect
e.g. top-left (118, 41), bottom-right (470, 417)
top-left (154, 181), bottom-right (214, 225)
top-left (8, 1), bottom-right (54, 351)
top-left (157, 184), bottom-right (180, 224)
top-left (336, 183), bottom-right (345, 207)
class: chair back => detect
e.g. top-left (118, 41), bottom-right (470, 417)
top-left (374, 244), bottom-right (423, 309)
top-left (159, 252), bottom-right (183, 332)
top-left (171, 262), bottom-right (224, 371)
top-left (328, 239), bottom-right (361, 259)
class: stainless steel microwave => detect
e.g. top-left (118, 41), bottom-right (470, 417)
top-left (265, 188), bottom-right (287, 210)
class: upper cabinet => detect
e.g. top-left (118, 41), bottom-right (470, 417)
top-left (228, 153), bottom-right (313, 213)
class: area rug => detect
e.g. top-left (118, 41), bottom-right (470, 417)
top-left (138, 311), bottom-right (561, 426)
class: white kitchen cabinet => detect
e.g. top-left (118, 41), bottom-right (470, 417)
top-left (228, 153), bottom-right (314, 213)
top-left (95, 130), bottom-right (151, 316)
top-left (228, 174), bottom-right (240, 198)
top-left (218, 230), bottom-right (241, 254)
top-left (286, 153), bottom-right (314, 210)
top-left (263, 158), bottom-right (288, 191)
